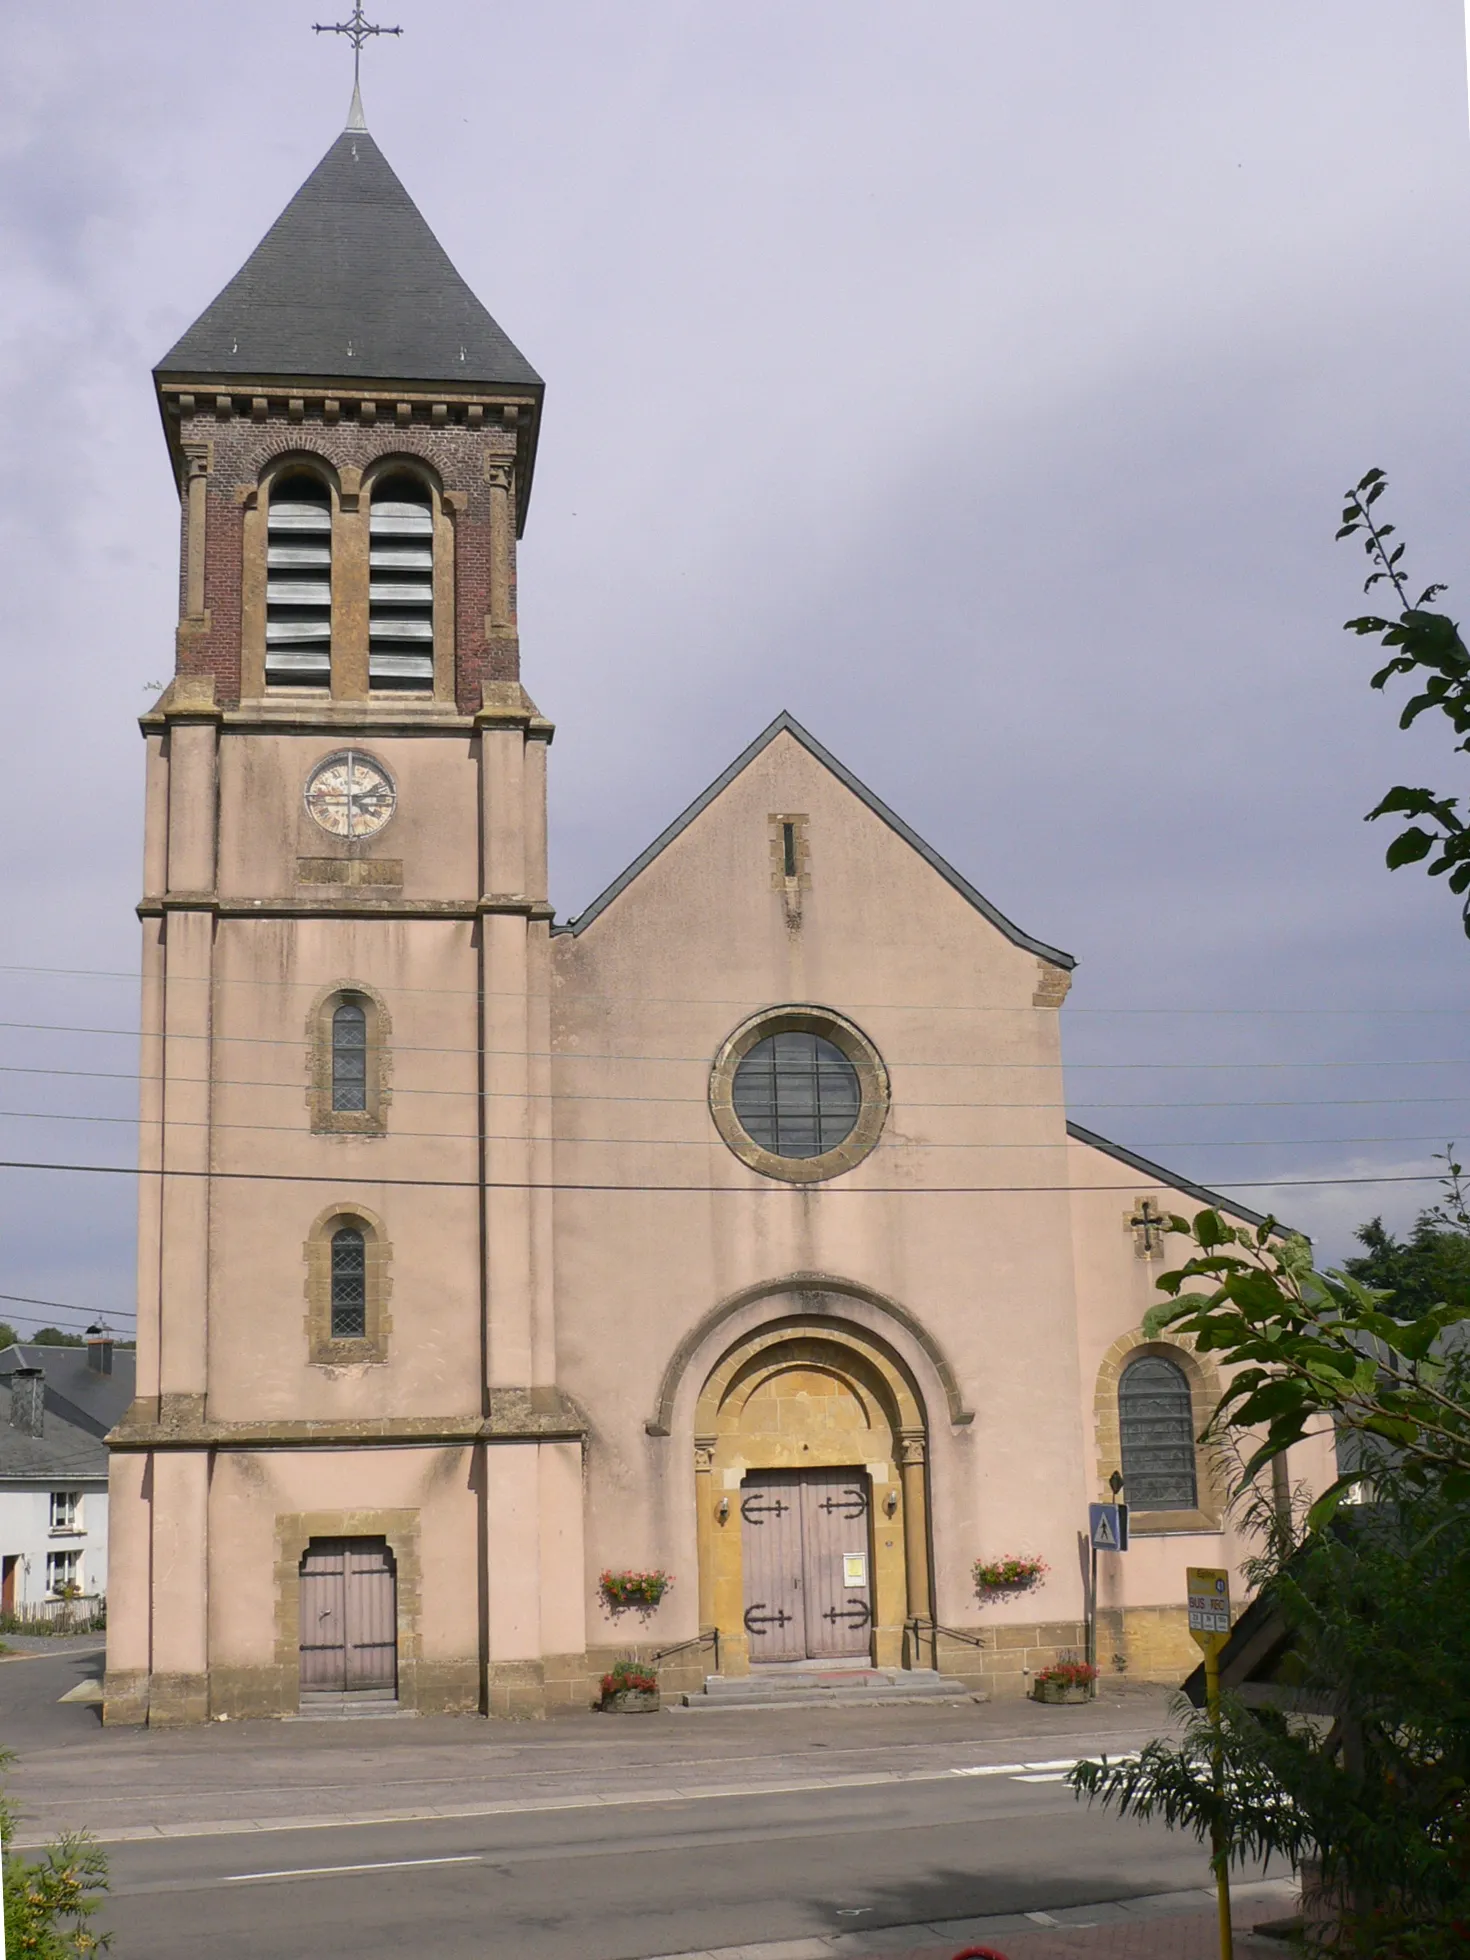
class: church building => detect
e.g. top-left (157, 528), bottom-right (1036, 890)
top-left (103, 95), bottom-right (1333, 1724)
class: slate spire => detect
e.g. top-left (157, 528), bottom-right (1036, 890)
top-left (156, 120), bottom-right (540, 392)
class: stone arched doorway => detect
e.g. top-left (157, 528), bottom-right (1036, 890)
top-left (693, 1318), bottom-right (931, 1673)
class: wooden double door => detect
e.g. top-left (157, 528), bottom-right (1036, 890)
top-left (740, 1468), bottom-right (873, 1661)
top-left (299, 1537), bottom-right (398, 1697)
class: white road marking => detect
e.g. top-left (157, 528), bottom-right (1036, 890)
top-left (224, 1854), bottom-right (480, 1884)
top-left (951, 1764), bottom-right (1030, 1777)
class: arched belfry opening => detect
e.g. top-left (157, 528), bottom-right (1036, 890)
top-left (692, 1315), bottom-right (932, 1675)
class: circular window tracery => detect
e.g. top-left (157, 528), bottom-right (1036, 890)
top-left (732, 1031), bottom-right (861, 1159)
top-left (710, 1007), bottom-right (889, 1184)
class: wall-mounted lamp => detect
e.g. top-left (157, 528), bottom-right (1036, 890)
top-left (883, 1488), bottom-right (900, 1518)
top-left (716, 1497), bottom-right (730, 1525)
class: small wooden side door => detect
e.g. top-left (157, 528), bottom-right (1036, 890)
top-left (299, 1537), bottom-right (398, 1696)
top-left (740, 1471), bottom-right (806, 1661)
top-left (800, 1470), bottom-right (873, 1659)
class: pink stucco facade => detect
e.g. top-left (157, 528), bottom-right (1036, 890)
top-left (103, 116), bottom-right (1334, 1727)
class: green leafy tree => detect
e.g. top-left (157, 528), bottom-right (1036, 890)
top-left (1344, 1213), bottom-right (1470, 1323)
top-left (1338, 469), bottom-right (1470, 933)
top-left (1070, 1478), bottom-right (1470, 1950)
top-left (27, 1331), bottom-right (83, 1349)
top-left (1143, 1208), bottom-right (1470, 1506)
top-left (0, 1323), bottom-right (19, 1351)
top-left (0, 1750), bottom-right (110, 1955)
top-left (1067, 1200), bottom-right (1470, 1951)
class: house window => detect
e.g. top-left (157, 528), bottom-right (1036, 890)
top-left (265, 472), bottom-right (333, 688)
top-left (733, 1032), bottom-right (861, 1159)
top-left (1119, 1354), bottom-right (1198, 1511)
top-left (49, 1491), bottom-right (80, 1533)
top-left (332, 999), bottom-right (368, 1112)
top-left (369, 474), bottom-right (434, 691)
top-left (46, 1550), bottom-right (81, 1597)
top-left (330, 1227), bottom-right (367, 1339)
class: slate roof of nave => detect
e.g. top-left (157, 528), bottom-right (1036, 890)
top-left (556, 710), bottom-right (1077, 966)
top-left (156, 122), bottom-right (541, 392)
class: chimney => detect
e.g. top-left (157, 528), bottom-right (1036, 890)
top-left (85, 1323), bottom-right (114, 1376)
top-left (10, 1367), bottom-right (44, 1438)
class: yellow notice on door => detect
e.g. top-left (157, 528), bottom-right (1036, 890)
top-left (843, 1554), bottom-right (867, 1589)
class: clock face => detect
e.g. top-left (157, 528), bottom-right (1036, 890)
top-left (303, 750), bottom-right (397, 840)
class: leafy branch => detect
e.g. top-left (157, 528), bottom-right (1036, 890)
top-left (1142, 1207), bottom-right (1470, 1514)
top-left (1338, 468), bottom-right (1470, 932)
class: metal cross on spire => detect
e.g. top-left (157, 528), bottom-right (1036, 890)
top-left (314, 4), bottom-right (403, 128)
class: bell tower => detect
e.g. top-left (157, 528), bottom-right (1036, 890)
top-left (106, 95), bottom-right (582, 1725)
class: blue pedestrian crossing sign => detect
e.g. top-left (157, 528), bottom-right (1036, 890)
top-left (1088, 1502), bottom-right (1128, 1551)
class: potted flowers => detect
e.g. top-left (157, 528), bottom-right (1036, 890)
top-left (599, 1569), bottom-right (673, 1612)
top-left (972, 1554), bottom-right (1048, 1599)
top-left (1031, 1661), bottom-right (1096, 1705)
top-left (599, 1659), bottom-right (660, 1713)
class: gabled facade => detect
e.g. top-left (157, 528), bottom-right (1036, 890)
top-left (104, 105), bottom-right (1334, 1725)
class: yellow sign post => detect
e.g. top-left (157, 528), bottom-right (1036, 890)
top-left (1188, 1567), bottom-right (1234, 1960)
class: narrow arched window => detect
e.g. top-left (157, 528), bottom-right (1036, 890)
top-left (330, 1226), bottom-right (367, 1340)
top-left (331, 999), bottom-right (368, 1112)
top-left (369, 474), bottom-right (434, 692)
top-left (265, 473), bottom-right (332, 688)
top-left (1119, 1354), bottom-right (1198, 1511)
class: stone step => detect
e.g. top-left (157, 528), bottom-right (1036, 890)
top-left (677, 1668), bottom-right (977, 1711)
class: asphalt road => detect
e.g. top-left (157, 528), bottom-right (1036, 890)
top-left (0, 1643), bottom-right (1230, 1959)
top-left (93, 1770), bottom-right (1223, 1959)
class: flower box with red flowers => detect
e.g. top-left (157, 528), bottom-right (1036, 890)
top-left (1032, 1660), bottom-right (1097, 1704)
top-left (599, 1658), bottom-right (660, 1712)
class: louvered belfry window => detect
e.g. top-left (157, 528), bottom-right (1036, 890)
top-left (369, 474), bottom-right (435, 691)
top-left (331, 999), bottom-right (368, 1112)
top-left (330, 1226), bottom-right (367, 1339)
top-left (1119, 1354), bottom-right (1199, 1511)
top-left (265, 473), bottom-right (333, 687)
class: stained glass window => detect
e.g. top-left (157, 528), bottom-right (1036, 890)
top-left (1119, 1354), bottom-right (1198, 1511)
top-left (332, 999), bottom-right (368, 1112)
top-left (330, 1226), bottom-right (367, 1340)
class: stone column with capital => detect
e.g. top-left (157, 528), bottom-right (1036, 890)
top-left (899, 1432), bottom-right (933, 1630)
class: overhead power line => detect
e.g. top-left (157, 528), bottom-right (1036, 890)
top-left (5, 1014), bottom-right (1470, 1072)
top-left (0, 1154), bottom-right (1446, 1195)
top-left (4, 1060), bottom-right (1470, 1115)
top-left (0, 1104), bottom-right (1458, 1155)
top-left (1, 957), bottom-right (1467, 1017)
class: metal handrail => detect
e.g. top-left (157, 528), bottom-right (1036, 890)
top-left (651, 1626), bottom-right (721, 1673)
top-left (906, 1616), bottom-right (988, 1650)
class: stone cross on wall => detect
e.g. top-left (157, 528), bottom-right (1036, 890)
top-left (1125, 1196), bottom-right (1170, 1260)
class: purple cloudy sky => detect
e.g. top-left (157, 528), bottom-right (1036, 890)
top-left (3, 1), bottom-right (1470, 1335)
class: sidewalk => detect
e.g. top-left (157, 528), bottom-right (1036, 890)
top-left (3, 1662), bottom-right (1180, 1845)
top-left (644, 1882), bottom-right (1297, 1960)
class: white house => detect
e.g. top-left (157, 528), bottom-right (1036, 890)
top-left (0, 1336), bottom-right (132, 1614)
